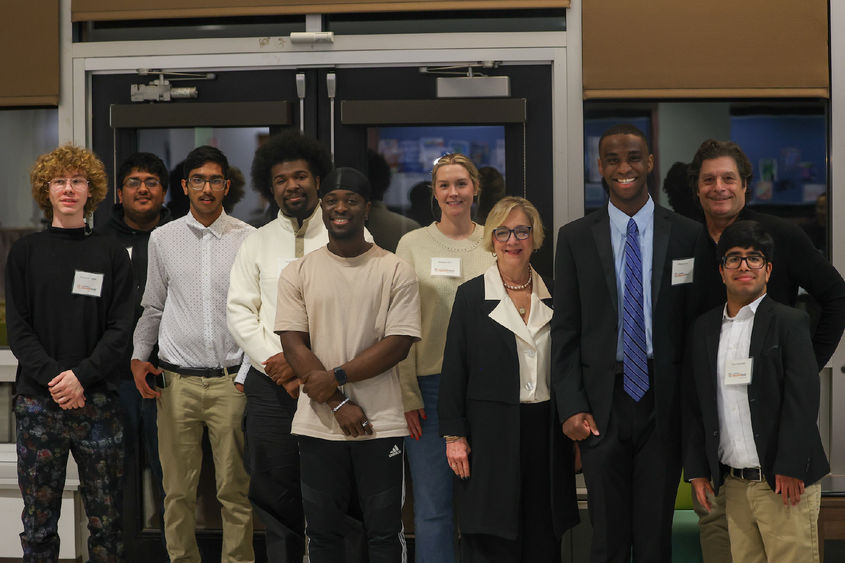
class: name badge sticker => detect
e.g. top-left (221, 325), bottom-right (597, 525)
top-left (671, 258), bottom-right (695, 285)
top-left (72, 270), bottom-right (104, 298)
top-left (431, 257), bottom-right (462, 278)
top-left (725, 357), bottom-right (753, 386)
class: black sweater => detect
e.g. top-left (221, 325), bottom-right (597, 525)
top-left (5, 227), bottom-right (135, 397)
top-left (95, 203), bottom-right (172, 321)
top-left (95, 204), bottom-right (171, 369)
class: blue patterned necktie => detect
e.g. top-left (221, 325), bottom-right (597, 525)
top-left (623, 218), bottom-right (649, 401)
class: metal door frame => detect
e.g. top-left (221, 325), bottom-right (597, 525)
top-left (59, 7), bottom-right (584, 237)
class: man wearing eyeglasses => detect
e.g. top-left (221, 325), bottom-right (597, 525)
top-left (688, 139), bottom-right (845, 562)
top-left (6, 145), bottom-right (135, 561)
top-left (132, 145), bottom-right (256, 562)
top-left (683, 220), bottom-right (828, 563)
top-left (95, 152), bottom-right (171, 551)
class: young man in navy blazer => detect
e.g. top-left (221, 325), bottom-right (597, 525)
top-left (684, 220), bottom-right (828, 563)
top-left (552, 124), bottom-right (702, 562)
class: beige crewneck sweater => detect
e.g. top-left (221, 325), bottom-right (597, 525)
top-left (395, 222), bottom-right (496, 411)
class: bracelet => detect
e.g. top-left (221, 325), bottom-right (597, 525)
top-left (443, 435), bottom-right (462, 443)
top-left (332, 397), bottom-right (351, 413)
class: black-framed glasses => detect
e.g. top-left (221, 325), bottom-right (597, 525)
top-left (722, 254), bottom-right (767, 269)
top-left (187, 176), bottom-right (227, 191)
top-left (493, 225), bottom-right (532, 242)
top-left (123, 177), bottom-right (162, 189)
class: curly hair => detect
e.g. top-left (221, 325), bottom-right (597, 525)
top-left (250, 130), bottom-right (333, 201)
top-left (30, 145), bottom-right (108, 220)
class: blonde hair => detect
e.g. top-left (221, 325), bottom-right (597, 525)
top-left (483, 196), bottom-right (545, 252)
top-left (431, 153), bottom-right (481, 193)
top-left (30, 145), bottom-right (108, 220)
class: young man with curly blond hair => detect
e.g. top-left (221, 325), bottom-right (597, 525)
top-left (5, 145), bottom-right (136, 561)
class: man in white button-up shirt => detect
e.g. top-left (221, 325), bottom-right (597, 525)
top-left (683, 220), bottom-right (829, 563)
top-left (132, 145), bottom-right (256, 563)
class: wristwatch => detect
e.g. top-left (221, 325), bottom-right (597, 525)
top-left (333, 367), bottom-right (348, 386)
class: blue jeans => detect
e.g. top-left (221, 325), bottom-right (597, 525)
top-left (405, 374), bottom-right (455, 563)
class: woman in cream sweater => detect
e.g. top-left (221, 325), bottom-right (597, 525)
top-left (395, 153), bottom-right (495, 563)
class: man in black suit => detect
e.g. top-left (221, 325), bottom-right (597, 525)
top-left (688, 139), bottom-right (845, 562)
top-left (684, 220), bottom-right (828, 563)
top-left (552, 124), bottom-right (702, 562)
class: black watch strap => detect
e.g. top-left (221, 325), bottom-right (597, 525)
top-left (333, 367), bottom-right (348, 385)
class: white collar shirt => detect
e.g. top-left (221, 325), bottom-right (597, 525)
top-left (716, 293), bottom-right (766, 469)
top-left (483, 264), bottom-right (553, 403)
top-left (133, 210), bottom-right (255, 370)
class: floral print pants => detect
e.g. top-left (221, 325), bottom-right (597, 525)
top-left (15, 393), bottom-right (125, 562)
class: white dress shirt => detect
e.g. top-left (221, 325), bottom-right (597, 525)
top-left (133, 211), bottom-right (255, 378)
top-left (483, 264), bottom-right (553, 403)
top-left (717, 293), bottom-right (766, 469)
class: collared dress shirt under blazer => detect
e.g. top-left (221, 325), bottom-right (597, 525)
top-left (482, 264), bottom-right (552, 403)
top-left (716, 293), bottom-right (765, 469)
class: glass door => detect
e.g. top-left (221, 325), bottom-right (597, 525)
top-left (91, 60), bottom-right (557, 560)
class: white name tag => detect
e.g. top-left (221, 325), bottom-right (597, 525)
top-left (126, 246), bottom-right (133, 259)
top-left (671, 258), bottom-right (695, 285)
top-left (431, 257), bottom-right (462, 277)
top-left (72, 270), bottom-right (104, 298)
top-left (725, 357), bottom-right (753, 385)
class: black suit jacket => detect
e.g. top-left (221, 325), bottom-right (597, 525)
top-left (551, 204), bottom-right (702, 445)
top-left (439, 274), bottom-right (579, 540)
top-left (683, 296), bottom-right (829, 492)
top-left (693, 207), bottom-right (845, 370)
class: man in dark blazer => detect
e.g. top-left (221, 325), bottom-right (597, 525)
top-left (552, 124), bottom-right (702, 562)
top-left (684, 220), bottom-right (828, 563)
top-left (688, 139), bottom-right (845, 562)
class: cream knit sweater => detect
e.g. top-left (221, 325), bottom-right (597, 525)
top-left (395, 222), bottom-right (496, 411)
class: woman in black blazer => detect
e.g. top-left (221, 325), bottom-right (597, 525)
top-left (439, 196), bottom-right (579, 563)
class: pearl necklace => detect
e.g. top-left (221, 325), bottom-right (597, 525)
top-left (502, 270), bottom-right (532, 291)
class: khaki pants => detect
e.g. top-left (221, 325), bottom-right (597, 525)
top-left (158, 371), bottom-right (253, 563)
top-left (724, 475), bottom-right (820, 563)
top-left (693, 482), bottom-right (732, 562)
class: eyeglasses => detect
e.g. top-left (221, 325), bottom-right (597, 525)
top-left (722, 254), bottom-right (767, 269)
top-left (492, 225), bottom-right (532, 242)
top-left (48, 177), bottom-right (89, 190)
top-left (123, 177), bottom-right (161, 189)
top-left (187, 176), bottom-right (227, 191)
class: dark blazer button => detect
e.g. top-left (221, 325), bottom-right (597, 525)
top-left (713, 431), bottom-right (719, 437)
